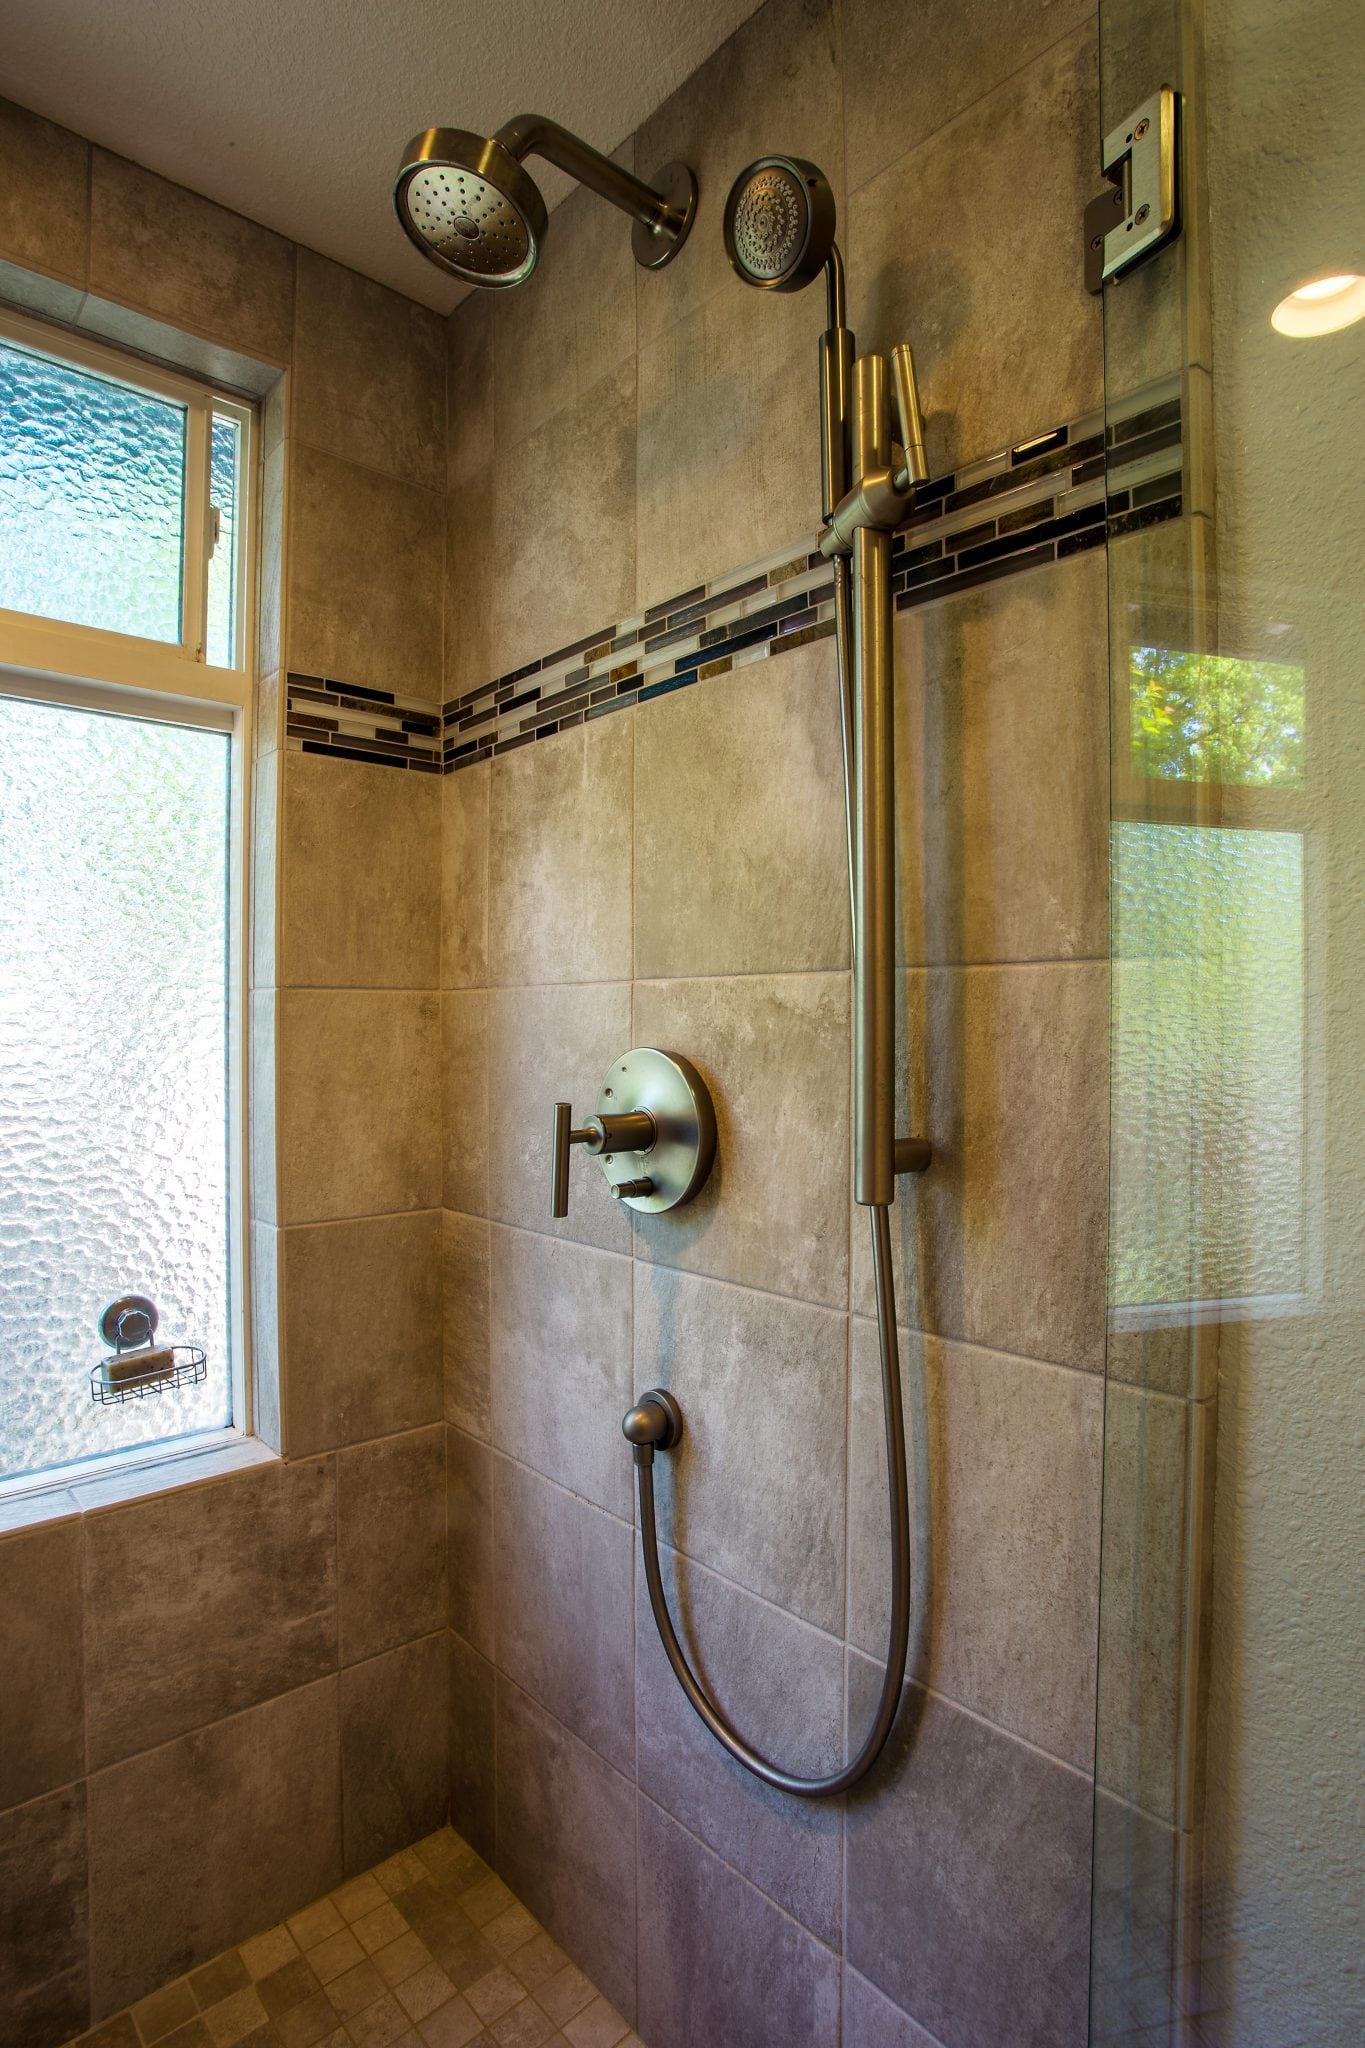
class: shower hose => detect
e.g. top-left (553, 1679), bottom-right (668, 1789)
top-left (630, 554), bottom-right (921, 1797)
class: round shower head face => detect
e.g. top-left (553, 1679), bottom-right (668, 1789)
top-left (723, 156), bottom-right (837, 292)
top-left (395, 129), bottom-right (548, 287)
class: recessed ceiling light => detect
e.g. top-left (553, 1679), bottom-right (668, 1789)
top-left (1271, 273), bottom-right (1365, 337)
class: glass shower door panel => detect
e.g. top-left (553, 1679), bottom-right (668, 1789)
top-left (1092, 0), bottom-right (1365, 2042)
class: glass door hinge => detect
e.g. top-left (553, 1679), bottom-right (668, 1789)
top-left (1085, 86), bottom-right (1180, 293)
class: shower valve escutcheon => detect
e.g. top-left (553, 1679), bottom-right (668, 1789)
top-left (551, 1047), bottom-right (716, 1218)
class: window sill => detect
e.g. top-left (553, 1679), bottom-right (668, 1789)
top-left (0, 1431), bottom-right (277, 1535)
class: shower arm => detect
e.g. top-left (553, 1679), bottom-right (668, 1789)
top-left (494, 114), bottom-right (691, 235)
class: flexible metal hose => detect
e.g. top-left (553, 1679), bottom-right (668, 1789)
top-left (631, 550), bottom-right (918, 1796)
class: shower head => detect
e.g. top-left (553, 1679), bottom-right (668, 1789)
top-left (723, 156), bottom-right (837, 294)
top-left (395, 116), bottom-right (696, 289)
top-left (395, 129), bottom-right (546, 287)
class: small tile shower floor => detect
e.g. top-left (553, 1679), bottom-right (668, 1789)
top-left (68, 1826), bottom-right (643, 2048)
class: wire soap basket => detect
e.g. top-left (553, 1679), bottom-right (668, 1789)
top-left (90, 1295), bottom-right (207, 1407)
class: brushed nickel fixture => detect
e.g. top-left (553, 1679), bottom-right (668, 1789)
top-left (552, 1047), bottom-right (716, 1216)
top-left (394, 118), bottom-right (696, 287)
top-left (625, 156), bottom-right (932, 1798)
top-left (1084, 86), bottom-right (1180, 293)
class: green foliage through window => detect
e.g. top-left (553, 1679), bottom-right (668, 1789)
top-left (1129, 647), bottom-right (1304, 786)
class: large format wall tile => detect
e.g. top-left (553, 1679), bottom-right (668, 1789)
top-left (845, 1664), bottom-right (1092, 2048)
top-left (847, 24), bottom-right (1102, 475)
top-left (1090, 1789), bottom-right (1181, 2047)
top-left (853, 962), bottom-right (1109, 1371)
top-left (87, 1680), bottom-right (342, 2016)
top-left (442, 990), bottom-right (489, 1215)
top-left (84, 1459), bottom-right (336, 1770)
top-left (280, 752), bottom-right (440, 988)
top-left (894, 552), bottom-right (1108, 967)
top-left (634, 1265), bottom-right (847, 1633)
top-left (488, 1225), bottom-right (634, 1519)
top-left (632, 973), bottom-right (851, 1309)
top-left (494, 1457), bottom-right (634, 1773)
top-left (632, 0), bottom-right (843, 349)
top-left (447, 1427), bottom-right (495, 1659)
top-left (486, 983), bottom-right (634, 1256)
top-left (443, 1210), bottom-right (491, 1437)
top-left (293, 249), bottom-right (445, 490)
top-left (276, 988), bottom-right (441, 1224)
top-left (441, 760), bottom-right (490, 990)
top-left (251, 1220), bottom-right (283, 1454)
top-left (636, 284), bottom-right (822, 604)
top-left (488, 716), bottom-right (633, 987)
top-left (337, 1426), bottom-right (447, 1665)
top-left (0, 1782), bottom-right (88, 2045)
top-left (250, 743), bottom-right (279, 992)
top-left (89, 149), bottom-right (294, 364)
top-left (1095, 1382), bottom-right (1188, 1822)
top-left (489, 360), bottom-right (637, 679)
top-left (844, 1969), bottom-right (943, 2048)
top-left (282, 1210), bottom-right (442, 1453)
top-left (633, 638), bottom-right (850, 979)
top-left (0, 97), bottom-right (88, 285)
top-left (636, 1794), bottom-right (841, 2048)
top-left (288, 441), bottom-right (444, 699)
top-left (340, 1633), bottom-right (449, 1874)
top-left (0, 1519), bottom-right (83, 1809)
top-left (634, 1547), bottom-right (844, 1945)
top-left (848, 1319), bottom-right (1102, 1768)
top-left (842, 0), bottom-right (1095, 191)
top-left (496, 1678), bottom-right (638, 2023)
top-left (446, 467), bottom-right (496, 701)
top-left (449, 1633), bottom-right (496, 1862)
top-left (447, 290), bottom-right (494, 491)
top-left (492, 156), bottom-right (639, 455)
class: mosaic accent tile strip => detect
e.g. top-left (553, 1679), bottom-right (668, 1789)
top-left (64, 1823), bottom-right (640, 2048)
top-left (285, 379), bottom-right (1183, 775)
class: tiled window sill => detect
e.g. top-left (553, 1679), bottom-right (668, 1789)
top-left (0, 1432), bottom-right (277, 1534)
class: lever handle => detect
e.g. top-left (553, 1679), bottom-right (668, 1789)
top-left (891, 342), bottom-right (928, 488)
top-left (552, 1102), bottom-right (656, 1216)
top-left (552, 1103), bottom-right (579, 1217)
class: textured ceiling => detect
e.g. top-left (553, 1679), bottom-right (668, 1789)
top-left (0, 0), bottom-right (762, 310)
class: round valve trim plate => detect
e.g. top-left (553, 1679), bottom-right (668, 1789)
top-left (596, 1047), bottom-right (716, 1213)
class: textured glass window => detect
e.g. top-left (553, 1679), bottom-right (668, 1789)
top-left (206, 411), bottom-right (241, 669)
top-left (0, 337), bottom-right (187, 644)
top-left (0, 694), bottom-right (231, 1481)
top-left (1111, 820), bottom-right (1305, 1309)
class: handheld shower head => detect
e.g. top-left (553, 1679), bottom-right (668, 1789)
top-left (723, 156), bottom-right (837, 294)
top-left (395, 116), bottom-right (696, 289)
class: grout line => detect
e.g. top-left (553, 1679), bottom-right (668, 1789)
top-left (845, 1642), bottom-right (1097, 1786)
top-left (473, 1408), bottom-right (1099, 1792)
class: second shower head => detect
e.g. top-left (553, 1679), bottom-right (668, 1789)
top-left (723, 156), bottom-right (837, 293)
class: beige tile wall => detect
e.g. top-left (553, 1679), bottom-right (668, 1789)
top-left (0, 0), bottom-right (1125, 2036)
top-left (438, 4), bottom-right (1111, 2044)
top-left (0, 95), bottom-right (449, 2046)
